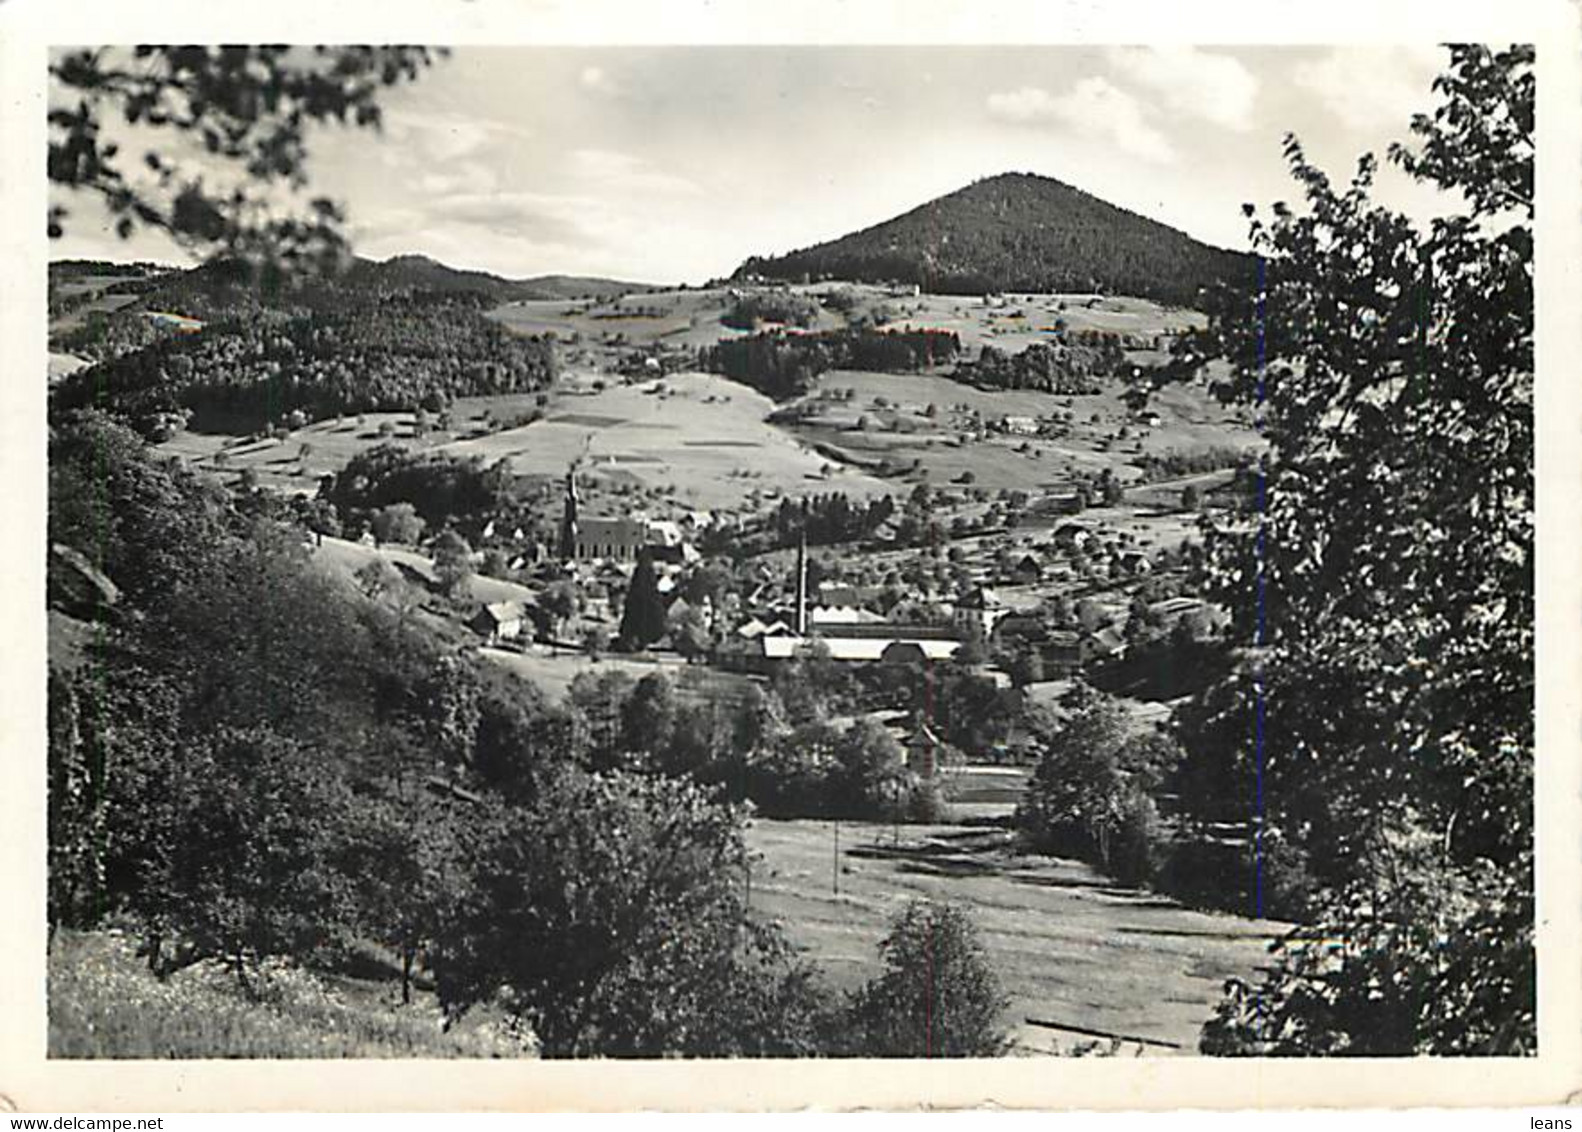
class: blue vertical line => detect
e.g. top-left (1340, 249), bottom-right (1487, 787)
top-left (1254, 255), bottom-right (1268, 920)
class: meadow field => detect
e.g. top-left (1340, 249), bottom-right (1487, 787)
top-left (745, 817), bottom-right (1281, 1056)
top-left (788, 368), bottom-right (1260, 493)
top-left (437, 370), bottom-right (894, 510)
top-left (48, 930), bottom-right (533, 1059)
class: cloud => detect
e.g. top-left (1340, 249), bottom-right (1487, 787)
top-left (418, 161), bottom-right (501, 197)
top-left (987, 78), bottom-right (1176, 163)
top-left (1292, 46), bottom-right (1444, 133)
top-left (1107, 46), bottom-right (1258, 132)
top-left (567, 149), bottom-right (701, 196)
top-left (382, 110), bottom-right (532, 165)
top-left (351, 190), bottom-right (599, 252)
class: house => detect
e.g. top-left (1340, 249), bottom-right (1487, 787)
top-left (811, 604), bottom-right (887, 626)
top-left (993, 612), bottom-right (1045, 645)
top-left (1051, 522), bottom-right (1095, 551)
top-left (471, 600), bottom-right (527, 645)
top-left (1082, 625), bottom-right (1128, 663)
top-left (1117, 549), bottom-right (1154, 576)
top-left (1043, 629), bottom-right (1084, 676)
top-left (1010, 553), bottom-right (1043, 586)
top-left (646, 519), bottom-right (685, 548)
top-left (954, 585), bottom-right (1008, 638)
top-left (736, 624), bottom-right (964, 670)
top-left (1149, 596), bottom-right (1203, 619)
top-left (649, 541), bottom-right (700, 566)
top-left (999, 415), bottom-right (1039, 436)
top-left (736, 616), bottom-right (795, 640)
top-left (1032, 489), bottom-right (1085, 517)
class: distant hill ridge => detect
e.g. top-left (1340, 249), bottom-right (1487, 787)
top-left (341, 255), bottom-right (655, 301)
top-left (733, 172), bottom-right (1252, 306)
top-left (85, 253), bottom-right (656, 314)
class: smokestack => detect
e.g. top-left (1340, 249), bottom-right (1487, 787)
top-left (795, 532), bottom-right (808, 636)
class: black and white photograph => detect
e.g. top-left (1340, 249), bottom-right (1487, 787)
top-left (7, 0), bottom-right (1581, 1114)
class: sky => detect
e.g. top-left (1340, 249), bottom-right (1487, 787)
top-left (50, 44), bottom-right (1456, 285)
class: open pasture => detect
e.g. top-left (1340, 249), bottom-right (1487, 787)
top-left (437, 370), bottom-right (894, 510)
top-left (746, 817), bottom-right (1282, 1056)
top-left (790, 368), bottom-right (1260, 493)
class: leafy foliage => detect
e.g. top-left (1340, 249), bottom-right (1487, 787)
top-left (49, 46), bottom-right (442, 266)
top-left (431, 771), bottom-right (834, 1057)
top-left (1170, 45), bottom-right (1534, 1054)
top-left (956, 338), bottom-right (1117, 393)
top-left (721, 290), bottom-right (820, 329)
top-left (843, 901), bottom-right (1010, 1057)
top-left (1016, 691), bottom-right (1179, 885)
top-left (701, 326), bottom-right (961, 400)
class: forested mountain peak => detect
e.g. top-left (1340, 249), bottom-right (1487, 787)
top-left (734, 171), bottom-right (1253, 305)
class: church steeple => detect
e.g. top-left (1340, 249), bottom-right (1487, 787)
top-left (558, 464), bottom-right (580, 562)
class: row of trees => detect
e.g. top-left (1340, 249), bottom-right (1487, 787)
top-left (767, 492), bottom-right (899, 548)
top-left (701, 327), bottom-right (962, 400)
top-left (721, 291), bottom-right (821, 330)
top-left (955, 339), bottom-right (1117, 394)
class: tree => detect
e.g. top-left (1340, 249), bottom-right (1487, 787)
top-left (617, 551), bottom-right (667, 650)
top-left (1016, 694), bottom-right (1177, 884)
top-left (1180, 483), bottom-right (1202, 512)
top-left (1176, 46), bottom-right (1534, 1054)
top-left (541, 579), bottom-right (579, 639)
top-left (620, 673), bottom-right (679, 763)
top-left (143, 725), bottom-right (358, 989)
top-left (830, 717), bottom-right (912, 819)
top-left (342, 790), bottom-right (465, 1005)
top-left (431, 772), bottom-right (836, 1057)
top-left (370, 502), bottom-right (423, 547)
top-left (49, 46), bottom-right (442, 267)
top-left (431, 529), bottom-right (473, 597)
top-left (669, 604), bottom-right (712, 663)
top-left (844, 901), bottom-right (1009, 1057)
top-left (354, 557), bottom-right (399, 601)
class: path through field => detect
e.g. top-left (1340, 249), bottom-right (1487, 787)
top-left (745, 818), bottom-right (1282, 1056)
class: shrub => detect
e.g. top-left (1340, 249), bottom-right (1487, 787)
top-left (1156, 829), bottom-right (1315, 922)
top-left (1108, 785), bottom-right (1164, 887)
top-left (843, 901), bottom-right (1009, 1057)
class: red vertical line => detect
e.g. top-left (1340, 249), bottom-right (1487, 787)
top-left (831, 818), bottom-right (839, 896)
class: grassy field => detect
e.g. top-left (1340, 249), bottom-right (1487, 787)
top-left (789, 369), bottom-right (1260, 493)
top-left (148, 282), bottom-right (1255, 519)
top-left (480, 645), bottom-right (760, 706)
top-left (310, 534), bottom-right (541, 609)
top-left (48, 930), bottom-right (533, 1059)
top-left (437, 370), bottom-right (894, 510)
top-left (746, 818), bottom-right (1281, 1056)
